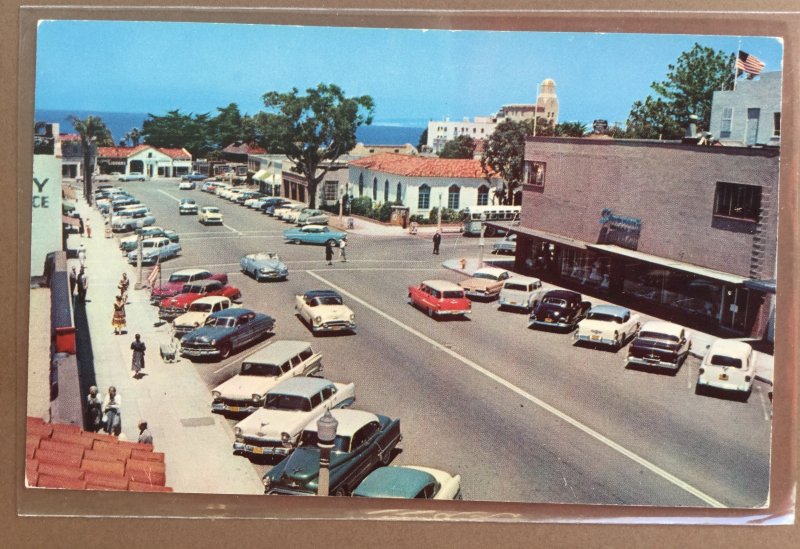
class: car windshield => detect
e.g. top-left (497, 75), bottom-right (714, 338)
top-left (504, 283), bottom-right (529, 292)
top-left (587, 312), bottom-right (623, 323)
top-left (310, 296), bottom-right (342, 306)
top-left (709, 355), bottom-right (743, 368)
top-left (543, 297), bottom-right (567, 307)
top-left (298, 431), bottom-right (351, 453)
top-left (142, 241), bottom-right (158, 248)
top-left (204, 316), bottom-right (235, 328)
top-left (188, 302), bottom-right (213, 312)
top-left (240, 362), bottom-right (281, 377)
top-left (252, 253), bottom-right (277, 260)
top-left (169, 274), bottom-right (192, 283)
top-left (638, 331), bottom-right (680, 343)
top-left (472, 272), bottom-right (499, 280)
top-left (182, 199), bottom-right (195, 204)
top-left (264, 394), bottom-right (312, 412)
top-left (442, 291), bottom-right (464, 299)
top-left (205, 208), bottom-right (220, 213)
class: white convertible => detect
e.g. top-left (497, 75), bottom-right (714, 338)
top-left (232, 376), bottom-right (355, 457)
top-left (574, 304), bottom-right (640, 349)
top-left (295, 290), bottom-right (356, 334)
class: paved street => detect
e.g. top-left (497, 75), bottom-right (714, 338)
top-left (100, 178), bottom-right (771, 506)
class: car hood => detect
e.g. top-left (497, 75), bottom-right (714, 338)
top-left (459, 278), bottom-right (496, 290)
top-left (237, 408), bottom-right (321, 439)
top-left (173, 311), bottom-right (208, 327)
top-left (214, 374), bottom-right (282, 400)
top-left (152, 281), bottom-right (183, 296)
top-left (270, 447), bottom-right (353, 487)
top-left (161, 293), bottom-right (202, 308)
top-left (181, 325), bottom-right (231, 342)
top-left (314, 305), bottom-right (353, 320)
top-left (251, 259), bottom-right (287, 271)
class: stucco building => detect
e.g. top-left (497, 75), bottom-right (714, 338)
top-left (709, 71), bottom-right (782, 147)
top-left (96, 145), bottom-right (192, 178)
top-left (31, 123), bottom-right (64, 276)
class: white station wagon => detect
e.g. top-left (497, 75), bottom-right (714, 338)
top-left (575, 304), bottom-right (641, 349)
top-left (232, 376), bottom-right (355, 457)
top-left (498, 275), bottom-right (545, 311)
top-left (211, 340), bottom-right (322, 414)
top-left (696, 340), bottom-right (756, 398)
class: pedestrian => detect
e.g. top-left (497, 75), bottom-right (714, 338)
top-left (77, 267), bottom-right (88, 302)
top-left (432, 230), bottom-right (442, 255)
top-left (325, 239), bottom-right (334, 265)
top-left (112, 294), bottom-right (126, 335)
top-left (104, 219), bottom-right (111, 239)
top-left (85, 219), bottom-right (92, 238)
top-left (118, 273), bottom-right (130, 303)
top-left (86, 385), bottom-right (103, 432)
top-left (69, 267), bottom-right (78, 298)
top-left (78, 216), bottom-right (85, 237)
top-left (78, 244), bottom-right (86, 268)
top-left (137, 420), bottom-right (154, 445)
top-left (102, 386), bottom-right (121, 436)
top-left (339, 237), bottom-right (347, 262)
top-left (131, 333), bottom-right (146, 378)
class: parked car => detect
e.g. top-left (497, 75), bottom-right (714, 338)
top-left (172, 296), bottom-right (234, 339)
top-left (159, 279), bottom-right (241, 321)
top-left (181, 172), bottom-right (207, 182)
top-left (119, 226), bottom-right (179, 252)
top-left (245, 196), bottom-right (267, 208)
top-left (236, 191), bottom-right (262, 204)
top-left (263, 409), bottom-right (402, 496)
top-left (198, 206), bottom-right (224, 224)
top-left (281, 206), bottom-right (309, 223)
top-left (353, 466), bottom-right (462, 500)
top-left (625, 320), bottom-right (691, 371)
top-left (458, 267), bottom-right (512, 300)
top-left (201, 181), bottom-right (217, 193)
top-left (212, 340), bottom-right (323, 415)
top-left (111, 209), bottom-right (156, 232)
top-left (295, 290), bottom-right (356, 334)
top-left (408, 280), bottom-right (471, 318)
top-left (178, 181), bottom-right (196, 190)
top-left (214, 183), bottom-right (231, 196)
top-left (296, 209), bottom-right (329, 226)
top-left (180, 308), bottom-right (275, 360)
top-left (178, 198), bottom-right (198, 215)
top-left (150, 268), bottom-right (229, 304)
top-left (127, 237), bottom-right (182, 265)
top-left (574, 305), bottom-right (641, 349)
top-left (528, 290), bottom-right (591, 331)
top-left (273, 203), bottom-right (302, 220)
top-left (233, 376), bottom-right (355, 458)
top-left (240, 252), bottom-right (289, 282)
top-left (498, 276), bottom-right (545, 312)
top-left (118, 172), bottom-right (146, 181)
top-left (696, 340), bottom-right (756, 397)
top-left (283, 225), bottom-right (347, 246)
top-left (262, 198), bottom-right (291, 215)
top-left (492, 233), bottom-right (517, 255)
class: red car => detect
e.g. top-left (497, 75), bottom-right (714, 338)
top-left (159, 279), bottom-right (241, 321)
top-left (408, 279), bottom-right (471, 318)
top-left (150, 268), bottom-right (229, 305)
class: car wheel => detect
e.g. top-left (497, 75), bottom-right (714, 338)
top-left (219, 343), bottom-right (232, 360)
top-left (333, 486), bottom-right (349, 497)
top-left (380, 450), bottom-right (392, 466)
top-left (427, 307), bottom-right (435, 318)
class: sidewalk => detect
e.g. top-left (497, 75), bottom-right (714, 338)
top-left (65, 197), bottom-right (264, 494)
top-left (329, 215), bottom-right (462, 236)
top-left (442, 257), bottom-right (775, 386)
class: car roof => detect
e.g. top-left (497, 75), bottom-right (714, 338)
top-left (708, 339), bottom-right (753, 356)
top-left (301, 224), bottom-right (329, 230)
top-left (209, 308), bottom-right (254, 319)
top-left (588, 304), bottom-right (630, 317)
top-left (304, 409), bottom-right (381, 437)
top-left (242, 340), bottom-right (313, 364)
top-left (267, 376), bottom-right (333, 397)
top-left (191, 296), bottom-right (229, 305)
top-left (141, 236), bottom-right (169, 243)
top-left (472, 267), bottom-right (509, 277)
top-left (543, 289), bottom-right (581, 299)
top-left (503, 275), bottom-right (541, 285)
top-left (640, 320), bottom-right (684, 336)
top-left (421, 279), bottom-right (463, 292)
top-left (201, 206), bottom-right (220, 210)
top-left (173, 268), bottom-right (209, 276)
top-left (303, 290), bottom-right (342, 300)
top-left (353, 467), bottom-right (436, 498)
top-left (187, 279), bottom-right (221, 288)
top-left (180, 198), bottom-right (195, 202)
top-left (246, 252), bottom-right (278, 260)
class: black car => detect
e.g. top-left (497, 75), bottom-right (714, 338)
top-left (180, 308), bottom-right (275, 361)
top-left (528, 290), bottom-right (590, 331)
top-left (261, 198), bottom-right (291, 215)
top-left (625, 321), bottom-right (691, 371)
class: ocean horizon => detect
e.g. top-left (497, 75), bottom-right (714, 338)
top-left (35, 109), bottom-right (427, 148)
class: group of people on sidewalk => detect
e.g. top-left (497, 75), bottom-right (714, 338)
top-left (85, 383), bottom-right (153, 444)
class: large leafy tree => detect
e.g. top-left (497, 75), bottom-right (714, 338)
top-left (417, 128), bottom-right (428, 151)
top-left (210, 103), bottom-right (245, 148)
top-left (141, 109), bottom-right (214, 158)
top-left (68, 115), bottom-right (113, 205)
top-left (480, 119), bottom-right (533, 205)
top-left (626, 43), bottom-right (735, 139)
top-left (439, 134), bottom-right (476, 159)
top-left (555, 121), bottom-right (588, 137)
top-left (257, 83), bottom-right (374, 208)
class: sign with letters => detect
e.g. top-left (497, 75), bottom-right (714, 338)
top-left (598, 208), bottom-right (642, 250)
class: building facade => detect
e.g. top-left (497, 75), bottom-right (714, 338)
top-left (96, 145), bottom-right (192, 178)
top-left (59, 133), bottom-right (95, 180)
top-left (709, 71), bottom-right (782, 146)
top-left (32, 123), bottom-right (64, 276)
top-left (511, 137), bottom-right (779, 338)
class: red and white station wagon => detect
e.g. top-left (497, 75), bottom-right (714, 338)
top-left (408, 280), bottom-right (471, 318)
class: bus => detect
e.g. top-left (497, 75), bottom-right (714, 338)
top-left (461, 205), bottom-right (521, 236)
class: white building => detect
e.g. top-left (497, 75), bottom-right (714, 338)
top-left (348, 153), bottom-right (504, 217)
top-left (96, 145), bottom-right (192, 178)
top-left (709, 71), bottom-right (782, 146)
top-left (31, 123), bottom-right (64, 276)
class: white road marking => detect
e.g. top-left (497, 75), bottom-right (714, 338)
top-left (757, 386), bottom-right (771, 421)
top-left (157, 189), bottom-right (181, 203)
top-left (223, 223), bottom-right (243, 235)
top-left (686, 358), bottom-right (693, 389)
top-left (306, 270), bottom-right (727, 509)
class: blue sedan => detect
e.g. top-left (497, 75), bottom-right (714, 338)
top-left (283, 225), bottom-right (347, 246)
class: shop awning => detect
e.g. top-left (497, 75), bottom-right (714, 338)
top-left (743, 278), bottom-right (776, 294)
top-left (252, 170), bottom-right (269, 181)
top-left (491, 223), bottom-right (588, 250)
top-left (62, 215), bottom-right (80, 227)
top-left (587, 243), bottom-right (749, 284)
top-left (62, 200), bottom-right (77, 213)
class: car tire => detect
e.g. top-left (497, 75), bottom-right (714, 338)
top-left (380, 450), bottom-right (392, 466)
top-left (427, 307), bottom-right (435, 318)
top-left (333, 486), bottom-right (349, 497)
top-left (694, 384), bottom-right (704, 396)
top-left (219, 343), bottom-right (232, 360)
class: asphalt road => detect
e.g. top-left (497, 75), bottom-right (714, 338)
top-left (114, 179), bottom-right (772, 507)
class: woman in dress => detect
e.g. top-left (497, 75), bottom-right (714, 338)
top-left (112, 294), bottom-right (126, 335)
top-left (130, 333), bottom-right (146, 378)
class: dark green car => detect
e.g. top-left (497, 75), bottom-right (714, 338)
top-left (263, 409), bottom-right (401, 496)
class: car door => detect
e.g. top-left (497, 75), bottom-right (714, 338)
top-left (299, 347), bottom-right (322, 376)
top-left (338, 422), bottom-right (381, 491)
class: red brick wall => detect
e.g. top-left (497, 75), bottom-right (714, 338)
top-left (521, 138), bottom-right (780, 278)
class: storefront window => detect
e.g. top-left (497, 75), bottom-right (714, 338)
top-left (621, 262), bottom-right (721, 320)
top-left (560, 249), bottom-right (611, 291)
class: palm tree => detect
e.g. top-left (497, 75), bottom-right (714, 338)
top-left (68, 115), bottom-right (113, 205)
top-left (130, 127), bottom-right (140, 146)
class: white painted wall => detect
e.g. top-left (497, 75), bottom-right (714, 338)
top-left (31, 154), bottom-right (63, 276)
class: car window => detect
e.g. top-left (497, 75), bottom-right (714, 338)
top-left (189, 302), bottom-right (213, 313)
top-left (543, 297), bottom-right (567, 307)
top-left (221, 301), bottom-right (229, 310)
top-left (586, 312), bottom-right (622, 323)
top-left (291, 355), bottom-right (302, 367)
top-left (239, 316), bottom-right (249, 325)
top-left (709, 355), bottom-right (743, 368)
top-left (321, 386), bottom-right (334, 400)
top-left (197, 272), bottom-right (211, 280)
top-left (352, 421), bottom-right (381, 449)
top-left (430, 289), bottom-right (442, 299)
top-left (240, 362), bottom-right (281, 377)
top-left (280, 361), bottom-right (291, 373)
top-left (443, 290), bottom-right (464, 298)
top-left (309, 393), bottom-right (322, 408)
top-left (504, 282), bottom-right (528, 292)
top-left (299, 348), bottom-right (313, 361)
top-left (264, 394), bottom-right (312, 412)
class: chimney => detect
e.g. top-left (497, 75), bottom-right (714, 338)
top-left (685, 114), bottom-right (699, 138)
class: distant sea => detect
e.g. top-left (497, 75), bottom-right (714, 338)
top-left (35, 109), bottom-right (425, 147)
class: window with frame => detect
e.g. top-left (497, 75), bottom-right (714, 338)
top-left (384, 179), bottom-right (389, 203)
top-left (448, 185), bottom-right (460, 209)
top-left (773, 112), bottom-right (781, 136)
top-left (477, 185), bottom-right (489, 206)
top-left (323, 181), bottom-right (338, 202)
top-left (358, 174), bottom-right (364, 196)
top-left (523, 160), bottom-right (546, 187)
top-left (418, 184), bottom-right (430, 209)
top-left (396, 182), bottom-right (402, 203)
top-left (720, 107), bottom-right (733, 138)
top-left (713, 182), bottom-right (761, 222)
top-left (373, 177), bottom-right (377, 200)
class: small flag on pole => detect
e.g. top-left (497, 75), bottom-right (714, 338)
top-left (147, 264), bottom-right (160, 286)
top-left (736, 51), bottom-right (765, 77)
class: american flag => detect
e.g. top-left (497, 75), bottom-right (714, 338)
top-left (736, 51), bottom-right (765, 77)
top-left (147, 264), bottom-right (160, 286)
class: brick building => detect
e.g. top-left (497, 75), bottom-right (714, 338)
top-left (508, 137), bottom-right (779, 338)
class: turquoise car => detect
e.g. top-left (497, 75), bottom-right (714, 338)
top-left (353, 465), bottom-right (462, 500)
top-left (283, 224), bottom-right (346, 246)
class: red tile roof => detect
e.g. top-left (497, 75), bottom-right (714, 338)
top-left (158, 147), bottom-right (192, 160)
top-left (350, 153), bottom-right (497, 179)
top-left (222, 142), bottom-right (268, 155)
top-left (96, 145), bottom-right (150, 158)
top-left (25, 416), bottom-right (171, 492)
top-left (59, 133), bottom-right (81, 142)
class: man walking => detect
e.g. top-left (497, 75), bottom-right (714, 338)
top-left (325, 239), bottom-right (334, 266)
top-left (69, 267), bottom-right (78, 298)
top-left (77, 267), bottom-right (88, 302)
top-left (432, 230), bottom-right (442, 255)
top-left (339, 237), bottom-right (347, 262)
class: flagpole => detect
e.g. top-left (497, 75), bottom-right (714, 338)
top-left (733, 39), bottom-right (742, 91)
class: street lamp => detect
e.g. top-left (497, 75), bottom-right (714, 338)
top-left (316, 409), bottom-right (338, 496)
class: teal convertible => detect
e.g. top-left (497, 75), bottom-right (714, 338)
top-left (283, 224), bottom-right (347, 246)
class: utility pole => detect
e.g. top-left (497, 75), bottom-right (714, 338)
top-left (437, 193), bottom-right (442, 232)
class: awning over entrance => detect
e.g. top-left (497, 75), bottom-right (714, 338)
top-left (587, 243), bottom-right (749, 285)
top-left (493, 223), bottom-right (588, 250)
top-left (743, 278), bottom-right (776, 294)
top-left (62, 215), bottom-right (80, 227)
top-left (62, 200), bottom-right (77, 213)
top-left (252, 169), bottom-right (269, 181)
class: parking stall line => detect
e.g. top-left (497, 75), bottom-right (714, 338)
top-left (306, 269), bottom-right (727, 509)
top-left (157, 189), bottom-right (182, 203)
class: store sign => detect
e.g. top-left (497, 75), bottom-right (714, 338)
top-left (598, 208), bottom-right (642, 250)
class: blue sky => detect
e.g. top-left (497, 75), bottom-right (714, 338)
top-left (35, 20), bottom-right (784, 126)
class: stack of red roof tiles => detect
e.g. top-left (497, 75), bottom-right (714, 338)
top-left (25, 417), bottom-right (172, 492)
